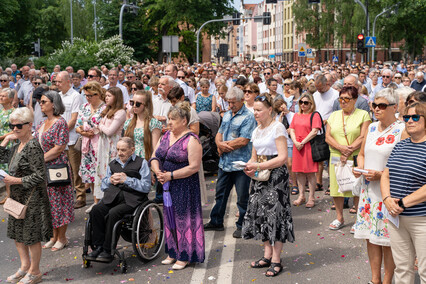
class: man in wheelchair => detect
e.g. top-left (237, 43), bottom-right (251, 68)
top-left (87, 137), bottom-right (151, 262)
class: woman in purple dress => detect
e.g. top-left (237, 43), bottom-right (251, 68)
top-left (151, 101), bottom-right (205, 270)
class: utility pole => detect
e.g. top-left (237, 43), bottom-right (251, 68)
top-left (94, 0), bottom-right (97, 42)
top-left (70, 0), bottom-right (73, 44)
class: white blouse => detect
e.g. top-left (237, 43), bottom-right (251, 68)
top-left (251, 120), bottom-right (288, 155)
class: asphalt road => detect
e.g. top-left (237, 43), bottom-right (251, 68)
top-left (0, 175), bottom-right (420, 284)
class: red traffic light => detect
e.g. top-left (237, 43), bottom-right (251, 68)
top-left (357, 34), bottom-right (364, 40)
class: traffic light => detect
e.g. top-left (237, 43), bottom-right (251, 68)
top-left (232, 13), bottom-right (241, 25)
top-left (31, 42), bottom-right (40, 57)
top-left (266, 0), bottom-right (277, 3)
top-left (263, 12), bottom-right (271, 25)
top-left (357, 34), bottom-right (367, 54)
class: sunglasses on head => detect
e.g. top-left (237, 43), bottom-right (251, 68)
top-left (9, 122), bottom-right (29, 129)
top-left (372, 102), bottom-right (395, 110)
top-left (255, 96), bottom-right (271, 105)
top-left (405, 100), bottom-right (416, 107)
top-left (403, 114), bottom-right (423, 122)
top-left (338, 97), bottom-right (353, 103)
top-left (129, 100), bottom-right (144, 107)
top-left (299, 100), bottom-right (311, 105)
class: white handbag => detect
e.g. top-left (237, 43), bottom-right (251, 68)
top-left (335, 161), bottom-right (356, 193)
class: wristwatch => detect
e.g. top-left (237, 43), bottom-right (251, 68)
top-left (398, 199), bottom-right (406, 210)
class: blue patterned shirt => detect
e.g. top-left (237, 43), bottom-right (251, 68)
top-left (218, 104), bottom-right (256, 172)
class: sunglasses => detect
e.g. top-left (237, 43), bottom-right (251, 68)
top-left (177, 76), bottom-right (185, 79)
top-left (284, 83), bottom-right (290, 86)
top-left (39, 99), bottom-right (50, 105)
top-left (0, 80), bottom-right (7, 82)
top-left (52, 81), bottom-right (57, 84)
top-left (299, 100), bottom-right (311, 105)
top-left (372, 103), bottom-right (395, 110)
top-left (382, 75), bottom-right (391, 78)
top-left (405, 100), bottom-right (416, 107)
top-left (129, 100), bottom-right (144, 107)
top-left (85, 93), bottom-right (98, 98)
top-left (87, 74), bottom-right (98, 78)
top-left (264, 73), bottom-right (271, 75)
top-left (244, 90), bottom-right (254, 94)
top-left (394, 76), bottom-right (402, 79)
top-left (403, 114), bottom-right (423, 122)
top-left (254, 96), bottom-right (271, 105)
top-left (338, 97), bottom-right (353, 103)
top-left (9, 122), bottom-right (30, 129)
top-left (131, 88), bottom-right (138, 91)
top-left (34, 82), bottom-right (41, 85)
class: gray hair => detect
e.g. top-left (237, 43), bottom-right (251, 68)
top-left (1, 88), bottom-right (16, 99)
top-left (381, 68), bottom-right (393, 76)
top-left (332, 81), bottom-right (343, 91)
top-left (71, 72), bottom-right (81, 79)
top-left (225, 86), bottom-right (244, 101)
top-left (42, 91), bottom-right (65, 116)
top-left (58, 71), bottom-right (70, 83)
top-left (9, 107), bottom-right (33, 124)
top-left (168, 101), bottom-right (191, 125)
top-left (199, 78), bottom-right (210, 87)
top-left (0, 74), bottom-right (9, 81)
top-left (161, 75), bottom-right (179, 88)
top-left (118, 136), bottom-right (135, 148)
top-left (214, 78), bottom-right (225, 85)
top-left (416, 71), bottom-right (424, 79)
top-left (394, 86), bottom-right (416, 102)
top-left (375, 88), bottom-right (398, 106)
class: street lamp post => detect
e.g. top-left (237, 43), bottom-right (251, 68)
top-left (119, 2), bottom-right (140, 40)
top-left (354, 0), bottom-right (369, 63)
top-left (70, 0), bottom-right (73, 44)
top-left (94, 0), bottom-right (97, 42)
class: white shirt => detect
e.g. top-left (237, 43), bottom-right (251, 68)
top-left (313, 87), bottom-right (339, 120)
top-left (175, 78), bottom-right (194, 103)
top-left (258, 82), bottom-right (283, 95)
top-left (33, 102), bottom-right (45, 131)
top-left (59, 87), bottom-right (82, 145)
top-left (103, 83), bottom-right (129, 104)
top-left (251, 121), bottom-right (288, 155)
top-left (226, 78), bottom-right (233, 89)
top-left (152, 95), bottom-right (172, 126)
top-left (209, 80), bottom-right (217, 94)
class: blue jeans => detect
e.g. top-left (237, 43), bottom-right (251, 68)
top-left (209, 169), bottom-right (251, 229)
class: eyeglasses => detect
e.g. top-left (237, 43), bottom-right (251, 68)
top-left (0, 80), bottom-right (7, 82)
top-left (39, 99), bottom-right (50, 105)
top-left (52, 81), bottom-right (57, 84)
top-left (403, 79), bottom-right (411, 82)
top-left (338, 97), bottom-right (353, 103)
top-left (299, 100), bottom-right (311, 106)
top-left (372, 103), bottom-right (395, 110)
top-left (9, 122), bottom-right (29, 129)
top-left (382, 75), bottom-right (391, 78)
top-left (88, 74), bottom-right (98, 78)
top-left (405, 100), bottom-right (416, 107)
top-left (403, 114), bottom-right (423, 122)
top-left (244, 90), bottom-right (253, 94)
top-left (85, 93), bottom-right (98, 98)
top-left (394, 76), bottom-right (402, 79)
top-left (129, 100), bottom-right (144, 107)
top-left (34, 82), bottom-right (41, 85)
top-left (284, 83), bottom-right (290, 86)
top-left (177, 76), bottom-right (185, 79)
top-left (264, 73), bottom-right (271, 75)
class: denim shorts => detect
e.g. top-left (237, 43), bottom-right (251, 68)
top-left (288, 146), bottom-right (293, 158)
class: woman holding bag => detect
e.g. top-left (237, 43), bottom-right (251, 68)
top-left (242, 94), bottom-right (294, 277)
top-left (36, 91), bottom-right (74, 252)
top-left (326, 86), bottom-right (371, 231)
top-left (0, 107), bottom-right (52, 284)
top-left (353, 88), bottom-right (404, 284)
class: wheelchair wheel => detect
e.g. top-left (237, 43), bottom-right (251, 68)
top-left (132, 201), bottom-right (164, 262)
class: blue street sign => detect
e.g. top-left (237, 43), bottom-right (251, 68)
top-left (365, 36), bottom-right (376, 47)
top-left (298, 51), bottom-right (306, 57)
top-left (332, 55), bottom-right (338, 62)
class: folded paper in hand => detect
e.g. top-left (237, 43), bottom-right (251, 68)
top-left (232, 161), bottom-right (247, 170)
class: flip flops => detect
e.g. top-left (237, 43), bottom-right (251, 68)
top-left (329, 219), bottom-right (344, 230)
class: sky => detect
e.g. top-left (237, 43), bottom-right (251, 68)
top-left (233, 0), bottom-right (262, 10)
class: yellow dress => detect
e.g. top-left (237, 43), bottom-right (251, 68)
top-left (328, 109), bottom-right (371, 197)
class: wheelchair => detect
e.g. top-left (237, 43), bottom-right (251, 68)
top-left (82, 200), bottom-right (164, 273)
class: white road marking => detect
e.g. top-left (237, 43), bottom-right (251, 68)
top-left (190, 231), bottom-right (215, 283)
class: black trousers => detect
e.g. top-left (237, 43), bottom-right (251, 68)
top-left (90, 192), bottom-right (135, 253)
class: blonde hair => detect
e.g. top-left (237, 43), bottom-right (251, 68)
top-left (82, 81), bottom-right (106, 101)
top-left (298, 93), bottom-right (316, 114)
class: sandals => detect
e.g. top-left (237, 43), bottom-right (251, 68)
top-left (291, 186), bottom-right (299, 195)
top-left (265, 262), bottom-right (283, 277)
top-left (316, 183), bottom-right (324, 191)
top-left (51, 239), bottom-right (69, 252)
top-left (329, 219), bottom-right (344, 230)
top-left (306, 200), bottom-right (315, 208)
top-left (251, 257), bottom-right (271, 268)
top-left (42, 240), bottom-right (56, 249)
top-left (293, 197), bottom-right (306, 206)
top-left (349, 206), bottom-right (357, 214)
top-left (17, 273), bottom-right (42, 284)
top-left (7, 268), bottom-right (27, 283)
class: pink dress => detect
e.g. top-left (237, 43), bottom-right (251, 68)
top-left (289, 112), bottom-right (322, 173)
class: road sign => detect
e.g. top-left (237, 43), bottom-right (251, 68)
top-left (298, 43), bottom-right (307, 57)
top-left (307, 57), bottom-right (315, 64)
top-left (306, 48), bottom-right (313, 57)
top-left (162, 36), bottom-right (179, 53)
top-left (365, 36), bottom-right (376, 47)
top-left (332, 55), bottom-right (338, 62)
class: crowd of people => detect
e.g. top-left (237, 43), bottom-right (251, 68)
top-left (0, 58), bottom-right (425, 283)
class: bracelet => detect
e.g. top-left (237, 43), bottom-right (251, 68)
top-left (257, 163), bottom-right (261, 171)
top-left (170, 171), bottom-right (174, 180)
top-left (383, 196), bottom-right (391, 202)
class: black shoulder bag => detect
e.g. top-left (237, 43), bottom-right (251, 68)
top-left (309, 111), bottom-right (330, 162)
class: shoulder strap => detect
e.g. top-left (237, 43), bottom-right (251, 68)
top-left (310, 111), bottom-right (325, 132)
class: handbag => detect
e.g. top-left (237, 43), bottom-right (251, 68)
top-left (46, 164), bottom-right (72, 186)
top-left (3, 188), bottom-right (36, 219)
top-left (74, 136), bottom-right (82, 152)
top-left (251, 155), bottom-right (272, 182)
top-left (335, 161), bottom-right (357, 193)
top-left (310, 112), bottom-right (330, 162)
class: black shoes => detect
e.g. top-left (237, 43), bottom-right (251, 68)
top-left (203, 222), bottom-right (225, 231)
top-left (97, 251), bottom-right (114, 263)
top-left (233, 228), bottom-right (242, 239)
top-left (86, 247), bottom-right (103, 261)
top-left (86, 247), bottom-right (114, 262)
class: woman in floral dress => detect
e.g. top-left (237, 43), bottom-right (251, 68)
top-left (123, 90), bottom-right (161, 160)
top-left (91, 87), bottom-right (126, 212)
top-left (77, 82), bottom-right (106, 203)
top-left (0, 88), bottom-right (15, 204)
top-left (36, 91), bottom-right (74, 252)
top-left (353, 89), bottom-right (404, 284)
